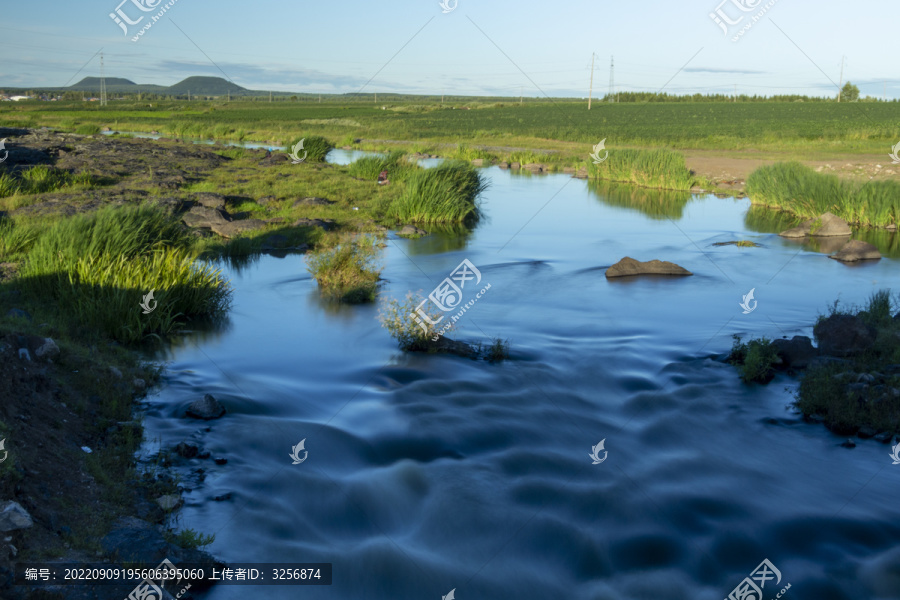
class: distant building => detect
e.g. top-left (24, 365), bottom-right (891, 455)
top-left (8, 95), bottom-right (31, 101)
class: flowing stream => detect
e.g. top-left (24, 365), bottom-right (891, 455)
top-left (139, 149), bottom-right (900, 600)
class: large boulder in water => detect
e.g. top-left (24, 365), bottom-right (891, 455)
top-left (779, 212), bottom-right (851, 238)
top-left (829, 240), bottom-right (881, 262)
top-left (813, 314), bottom-right (876, 357)
top-left (186, 394), bottom-right (226, 420)
top-left (606, 257), bottom-right (693, 278)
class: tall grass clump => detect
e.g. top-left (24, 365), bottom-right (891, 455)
top-left (0, 217), bottom-right (41, 261)
top-left (0, 166), bottom-right (95, 198)
top-left (306, 235), bottom-right (382, 303)
top-left (75, 124), bottom-right (101, 135)
top-left (746, 162), bottom-right (900, 228)
top-left (286, 135), bottom-right (333, 162)
top-left (20, 204), bottom-right (231, 344)
top-left (347, 150), bottom-right (417, 182)
top-left (590, 148), bottom-right (696, 190)
top-left (389, 161), bottom-right (487, 225)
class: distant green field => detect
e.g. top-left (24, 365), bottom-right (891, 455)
top-left (3, 99), bottom-right (899, 154)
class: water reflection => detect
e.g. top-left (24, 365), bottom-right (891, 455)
top-left (587, 180), bottom-right (692, 220)
top-left (745, 205), bottom-right (900, 258)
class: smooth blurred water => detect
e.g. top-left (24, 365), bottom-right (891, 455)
top-left (140, 152), bottom-right (900, 600)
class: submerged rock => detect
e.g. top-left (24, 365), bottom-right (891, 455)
top-left (829, 240), bottom-right (881, 262)
top-left (813, 314), bottom-right (876, 357)
top-left (779, 212), bottom-right (851, 238)
top-left (186, 394), bottom-right (226, 420)
top-left (605, 257), bottom-right (693, 278)
top-left (398, 225), bottom-right (428, 238)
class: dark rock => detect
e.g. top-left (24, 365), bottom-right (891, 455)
top-left (524, 163), bottom-right (545, 172)
top-left (498, 161), bottom-right (509, 169)
top-left (174, 442), bottom-right (200, 459)
top-left (857, 426), bottom-right (878, 439)
top-left (424, 336), bottom-right (480, 359)
top-left (5, 308), bottom-right (31, 321)
top-left (398, 225), bottom-right (428, 238)
top-left (193, 192), bottom-right (227, 211)
top-left (257, 195), bottom-right (277, 206)
top-left (156, 495), bottom-right (183, 511)
top-left (807, 356), bottom-right (852, 370)
top-left (840, 439), bottom-right (857, 448)
top-left (813, 314), bottom-right (876, 357)
top-left (0, 501), bottom-right (33, 532)
top-left (805, 414), bottom-right (826, 424)
top-left (829, 240), bottom-right (881, 262)
top-left (211, 219), bottom-right (268, 239)
top-left (606, 257), bottom-right (693, 278)
top-left (510, 162), bottom-right (521, 170)
top-left (771, 336), bottom-right (818, 368)
top-left (101, 518), bottom-right (168, 563)
top-left (293, 218), bottom-right (336, 231)
top-left (198, 450), bottom-right (211, 459)
top-left (874, 431), bottom-right (895, 443)
top-left (182, 205), bottom-right (231, 229)
top-left (186, 394), bottom-right (226, 420)
top-left (779, 212), bottom-right (852, 238)
top-left (214, 492), bottom-right (232, 502)
top-left (214, 457), bottom-right (228, 465)
top-left (259, 152), bottom-right (290, 166)
top-left (293, 196), bottom-right (334, 207)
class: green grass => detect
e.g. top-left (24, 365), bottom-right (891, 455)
top-left (729, 335), bottom-right (779, 383)
top-left (286, 134), bottom-right (333, 162)
top-left (389, 161), bottom-right (487, 224)
top-left (164, 528), bottom-right (216, 549)
top-left (746, 162), bottom-right (900, 228)
top-left (590, 148), bottom-right (698, 190)
top-left (9, 99), bottom-right (899, 155)
top-left (306, 235), bottom-right (382, 303)
top-left (0, 217), bottom-right (41, 261)
top-left (0, 165), bottom-right (96, 199)
top-left (347, 150), bottom-right (417, 182)
top-left (19, 204), bottom-right (231, 344)
top-left (75, 124), bottom-right (102, 135)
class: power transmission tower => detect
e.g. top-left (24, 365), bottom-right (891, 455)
top-left (608, 56), bottom-right (615, 103)
top-left (837, 55), bottom-right (844, 102)
top-left (588, 53), bottom-right (595, 110)
top-left (100, 51), bottom-right (107, 106)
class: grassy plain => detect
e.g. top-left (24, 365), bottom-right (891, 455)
top-left (4, 98), bottom-right (899, 158)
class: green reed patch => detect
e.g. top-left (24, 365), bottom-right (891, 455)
top-left (746, 162), bottom-right (900, 228)
top-left (348, 150), bottom-right (417, 182)
top-left (590, 148), bottom-right (697, 190)
top-left (389, 161), bottom-right (487, 225)
top-left (306, 235), bottom-right (382, 303)
top-left (286, 135), bottom-right (334, 163)
top-left (0, 165), bottom-right (96, 199)
top-left (20, 204), bottom-right (230, 344)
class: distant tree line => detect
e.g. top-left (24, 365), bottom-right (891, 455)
top-left (600, 83), bottom-right (888, 103)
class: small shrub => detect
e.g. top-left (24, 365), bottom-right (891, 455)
top-left (379, 292), bottom-right (451, 351)
top-left (165, 528), bottom-right (215, 549)
top-left (348, 150), bottom-right (416, 182)
top-left (484, 337), bottom-right (509, 362)
top-left (730, 335), bottom-right (779, 383)
top-left (306, 236), bottom-right (382, 303)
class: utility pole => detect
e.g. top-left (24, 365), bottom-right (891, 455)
top-left (227, 90), bottom-right (230, 102)
top-left (188, 90), bottom-right (191, 101)
top-left (520, 86), bottom-right (523, 105)
top-left (375, 92), bottom-right (377, 103)
top-left (319, 94), bottom-right (321, 103)
top-left (837, 55), bottom-right (845, 102)
top-left (608, 56), bottom-right (615, 103)
top-left (269, 90), bottom-right (272, 102)
top-left (588, 53), bottom-right (595, 110)
top-left (100, 51), bottom-right (107, 107)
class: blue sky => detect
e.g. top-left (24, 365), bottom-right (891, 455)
top-left (1, 0), bottom-right (899, 99)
